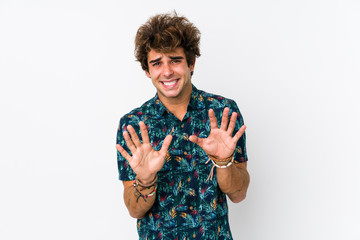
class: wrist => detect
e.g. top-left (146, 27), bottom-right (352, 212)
top-left (205, 154), bottom-right (234, 181)
top-left (208, 153), bottom-right (233, 163)
top-left (133, 179), bottom-right (157, 202)
top-left (211, 157), bottom-right (234, 168)
top-left (136, 175), bottom-right (158, 187)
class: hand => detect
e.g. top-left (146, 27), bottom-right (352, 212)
top-left (189, 107), bottom-right (246, 159)
top-left (116, 121), bottom-right (173, 184)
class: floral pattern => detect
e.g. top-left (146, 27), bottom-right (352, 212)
top-left (116, 85), bottom-right (247, 239)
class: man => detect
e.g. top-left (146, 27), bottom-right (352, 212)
top-left (116, 12), bottom-right (249, 239)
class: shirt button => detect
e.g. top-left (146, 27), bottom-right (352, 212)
top-left (189, 206), bottom-right (193, 210)
top-left (181, 124), bottom-right (184, 128)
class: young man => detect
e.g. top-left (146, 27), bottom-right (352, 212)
top-left (116, 12), bottom-right (249, 239)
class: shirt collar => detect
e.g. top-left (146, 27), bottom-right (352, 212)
top-left (188, 85), bottom-right (206, 111)
top-left (151, 95), bottom-right (167, 119)
top-left (150, 84), bottom-right (205, 119)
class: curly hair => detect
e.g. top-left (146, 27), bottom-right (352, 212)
top-left (135, 12), bottom-right (201, 72)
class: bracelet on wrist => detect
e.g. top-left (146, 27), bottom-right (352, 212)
top-left (210, 157), bottom-right (234, 168)
top-left (205, 154), bottom-right (234, 182)
top-left (208, 154), bottom-right (233, 163)
top-left (133, 180), bottom-right (157, 202)
top-left (135, 175), bottom-right (158, 190)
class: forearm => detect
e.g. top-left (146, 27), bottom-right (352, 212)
top-left (123, 181), bottom-right (156, 219)
top-left (216, 162), bottom-right (250, 203)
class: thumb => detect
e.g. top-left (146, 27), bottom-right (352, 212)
top-left (160, 135), bottom-right (173, 155)
top-left (189, 135), bottom-right (204, 147)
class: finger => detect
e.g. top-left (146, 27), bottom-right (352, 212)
top-left (233, 125), bottom-right (247, 142)
top-left (188, 135), bottom-right (205, 148)
top-left (139, 121), bottom-right (150, 144)
top-left (127, 125), bottom-right (142, 148)
top-left (116, 144), bottom-right (132, 162)
top-left (123, 131), bottom-right (137, 154)
top-left (227, 112), bottom-right (237, 135)
top-left (208, 109), bottom-right (218, 129)
top-left (220, 107), bottom-right (230, 131)
top-left (159, 135), bottom-right (173, 156)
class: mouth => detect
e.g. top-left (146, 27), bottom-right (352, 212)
top-left (161, 79), bottom-right (179, 88)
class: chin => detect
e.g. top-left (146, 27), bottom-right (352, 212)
top-left (159, 89), bottom-right (179, 97)
top-left (163, 93), bottom-right (180, 99)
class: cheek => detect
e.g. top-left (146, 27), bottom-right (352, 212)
top-left (151, 78), bottom-right (156, 86)
top-left (148, 68), bottom-right (161, 78)
top-left (151, 76), bottom-right (161, 87)
top-left (175, 66), bottom-right (188, 77)
top-left (181, 68), bottom-right (191, 79)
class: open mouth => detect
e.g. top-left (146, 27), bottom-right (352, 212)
top-left (162, 79), bottom-right (179, 87)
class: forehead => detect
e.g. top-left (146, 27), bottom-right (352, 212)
top-left (147, 47), bottom-right (186, 61)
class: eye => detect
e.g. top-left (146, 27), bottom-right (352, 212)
top-left (172, 59), bottom-right (181, 64)
top-left (152, 62), bottom-right (160, 66)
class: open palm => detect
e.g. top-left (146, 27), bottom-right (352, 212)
top-left (189, 108), bottom-right (246, 159)
top-left (116, 121), bottom-right (172, 183)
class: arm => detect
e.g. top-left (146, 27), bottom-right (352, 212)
top-left (116, 121), bottom-right (172, 219)
top-left (122, 180), bottom-right (156, 219)
top-left (217, 162), bottom-right (250, 203)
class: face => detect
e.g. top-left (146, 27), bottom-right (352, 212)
top-left (145, 47), bottom-right (195, 102)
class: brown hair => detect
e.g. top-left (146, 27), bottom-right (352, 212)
top-left (135, 12), bottom-right (201, 72)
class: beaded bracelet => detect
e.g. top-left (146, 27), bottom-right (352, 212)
top-left (133, 180), bottom-right (157, 202)
top-left (205, 155), bottom-right (234, 181)
top-left (210, 157), bottom-right (234, 168)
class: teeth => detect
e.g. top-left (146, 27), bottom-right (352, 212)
top-left (163, 80), bottom-right (177, 86)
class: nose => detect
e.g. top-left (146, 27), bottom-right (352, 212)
top-left (162, 63), bottom-right (173, 78)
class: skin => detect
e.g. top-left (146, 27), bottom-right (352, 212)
top-left (116, 47), bottom-right (250, 219)
top-left (145, 47), bottom-right (194, 120)
top-left (189, 108), bottom-right (250, 203)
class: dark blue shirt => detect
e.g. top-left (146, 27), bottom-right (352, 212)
top-left (117, 85), bottom-right (247, 239)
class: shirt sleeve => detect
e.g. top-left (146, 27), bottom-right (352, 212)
top-left (228, 100), bottom-right (248, 163)
top-left (116, 117), bottom-right (136, 181)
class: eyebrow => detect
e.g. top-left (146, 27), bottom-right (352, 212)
top-left (149, 57), bottom-right (162, 64)
top-left (169, 56), bottom-right (184, 60)
top-left (148, 56), bottom-right (184, 64)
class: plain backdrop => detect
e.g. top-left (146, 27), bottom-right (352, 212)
top-left (1, 0), bottom-right (359, 239)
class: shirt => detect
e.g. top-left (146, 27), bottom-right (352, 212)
top-left (116, 85), bottom-right (247, 240)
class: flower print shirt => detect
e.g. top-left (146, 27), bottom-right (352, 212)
top-left (116, 85), bottom-right (248, 240)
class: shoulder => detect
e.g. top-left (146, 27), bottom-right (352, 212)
top-left (118, 97), bottom-right (155, 129)
top-left (196, 88), bottom-right (239, 111)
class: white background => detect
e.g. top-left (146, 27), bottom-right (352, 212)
top-left (1, 0), bottom-right (359, 239)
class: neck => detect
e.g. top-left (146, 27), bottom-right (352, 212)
top-left (158, 85), bottom-right (192, 121)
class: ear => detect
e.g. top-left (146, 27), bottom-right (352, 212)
top-left (189, 58), bottom-right (196, 72)
top-left (145, 70), bottom-right (151, 78)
